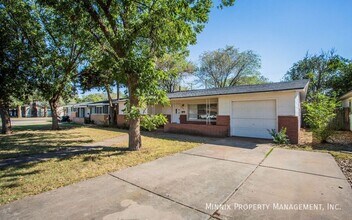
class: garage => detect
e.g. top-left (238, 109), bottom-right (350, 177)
top-left (231, 100), bottom-right (277, 139)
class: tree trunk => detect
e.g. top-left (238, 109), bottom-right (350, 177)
top-left (113, 82), bottom-right (120, 125)
top-left (128, 80), bottom-right (141, 151)
top-left (0, 102), bottom-right (12, 134)
top-left (17, 105), bottom-right (22, 118)
top-left (43, 106), bottom-right (47, 117)
top-left (105, 84), bottom-right (114, 126)
top-left (49, 98), bottom-right (60, 130)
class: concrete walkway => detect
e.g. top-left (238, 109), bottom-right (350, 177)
top-left (0, 135), bottom-right (129, 168)
top-left (0, 137), bottom-right (351, 219)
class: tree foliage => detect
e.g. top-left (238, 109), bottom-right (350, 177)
top-left (17, 1), bottom-right (94, 130)
top-left (236, 72), bottom-right (269, 85)
top-left (0, 1), bottom-right (36, 133)
top-left (44, 0), bottom-right (235, 150)
top-left (156, 52), bottom-right (196, 92)
top-left (196, 46), bottom-right (263, 88)
top-left (140, 114), bottom-right (168, 131)
top-left (329, 61), bottom-right (352, 97)
top-left (283, 50), bottom-right (345, 99)
top-left (303, 93), bottom-right (340, 142)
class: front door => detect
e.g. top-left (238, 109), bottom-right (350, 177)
top-left (172, 104), bottom-right (181, 123)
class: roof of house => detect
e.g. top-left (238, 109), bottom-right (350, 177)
top-left (341, 90), bottom-right (352, 100)
top-left (167, 79), bottom-right (309, 99)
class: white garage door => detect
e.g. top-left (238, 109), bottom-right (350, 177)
top-left (231, 100), bottom-right (276, 139)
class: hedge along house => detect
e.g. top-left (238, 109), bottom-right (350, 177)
top-left (115, 80), bottom-right (309, 144)
top-left (341, 90), bottom-right (352, 131)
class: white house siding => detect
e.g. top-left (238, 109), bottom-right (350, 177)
top-left (147, 104), bottom-right (163, 115)
top-left (118, 101), bottom-right (149, 115)
top-left (162, 106), bottom-right (172, 115)
top-left (294, 91), bottom-right (301, 128)
top-left (342, 98), bottom-right (351, 108)
top-left (218, 91), bottom-right (297, 116)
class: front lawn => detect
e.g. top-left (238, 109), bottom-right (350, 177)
top-left (0, 124), bottom-right (127, 159)
top-left (0, 127), bottom-right (208, 205)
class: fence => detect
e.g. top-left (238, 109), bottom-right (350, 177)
top-left (329, 107), bottom-right (350, 130)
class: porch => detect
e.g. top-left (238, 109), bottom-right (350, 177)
top-left (164, 98), bottom-right (230, 137)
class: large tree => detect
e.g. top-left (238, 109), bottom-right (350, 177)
top-left (283, 50), bottom-right (343, 99)
top-left (79, 54), bottom-right (121, 124)
top-left (196, 46), bottom-right (263, 88)
top-left (44, 0), bottom-right (235, 150)
top-left (20, 1), bottom-right (93, 130)
top-left (0, 1), bottom-right (35, 134)
top-left (329, 61), bottom-right (352, 97)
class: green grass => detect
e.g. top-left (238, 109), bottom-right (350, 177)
top-left (0, 123), bottom-right (127, 159)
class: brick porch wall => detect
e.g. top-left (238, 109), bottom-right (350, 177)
top-left (216, 115), bottom-right (230, 126)
top-left (73, 117), bottom-right (84, 124)
top-left (278, 116), bottom-right (299, 144)
top-left (91, 114), bottom-right (109, 125)
top-left (117, 115), bottom-right (128, 127)
top-left (164, 123), bottom-right (229, 137)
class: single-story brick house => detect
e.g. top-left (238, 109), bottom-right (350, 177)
top-left (341, 90), bottom-right (352, 131)
top-left (64, 80), bottom-right (309, 144)
top-left (117, 80), bottom-right (309, 144)
top-left (9, 101), bottom-right (52, 118)
top-left (62, 101), bottom-right (111, 125)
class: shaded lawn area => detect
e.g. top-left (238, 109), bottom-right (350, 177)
top-left (0, 123), bottom-right (127, 160)
top-left (0, 132), bottom-right (210, 205)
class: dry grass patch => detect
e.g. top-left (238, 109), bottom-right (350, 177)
top-left (0, 133), bottom-right (204, 205)
top-left (0, 124), bottom-right (127, 159)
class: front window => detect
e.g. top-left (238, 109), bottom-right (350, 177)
top-left (96, 107), bottom-right (103, 114)
top-left (188, 104), bottom-right (217, 120)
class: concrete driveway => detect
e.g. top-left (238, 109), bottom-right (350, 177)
top-left (0, 137), bottom-right (351, 219)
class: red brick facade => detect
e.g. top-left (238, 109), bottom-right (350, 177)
top-left (216, 115), bottom-right (230, 126)
top-left (278, 116), bottom-right (299, 144)
top-left (163, 115), bottom-right (230, 137)
top-left (164, 123), bottom-right (229, 137)
top-left (117, 115), bottom-right (128, 127)
top-left (91, 114), bottom-right (109, 125)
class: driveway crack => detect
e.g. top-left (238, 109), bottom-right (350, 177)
top-left (208, 146), bottom-right (274, 220)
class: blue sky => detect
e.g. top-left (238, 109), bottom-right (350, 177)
top-left (82, 0), bottom-right (352, 96)
top-left (188, 0), bottom-right (352, 82)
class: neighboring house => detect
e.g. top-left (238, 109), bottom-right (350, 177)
top-left (62, 102), bottom-right (92, 124)
top-left (9, 101), bottom-right (51, 118)
top-left (341, 91), bottom-right (352, 131)
top-left (63, 80), bottom-right (309, 144)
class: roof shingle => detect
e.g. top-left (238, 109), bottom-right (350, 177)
top-left (167, 79), bottom-right (309, 99)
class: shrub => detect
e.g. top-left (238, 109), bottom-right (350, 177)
top-left (61, 116), bottom-right (71, 122)
top-left (268, 127), bottom-right (290, 144)
top-left (140, 114), bottom-right (168, 131)
top-left (303, 93), bottom-right (339, 142)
